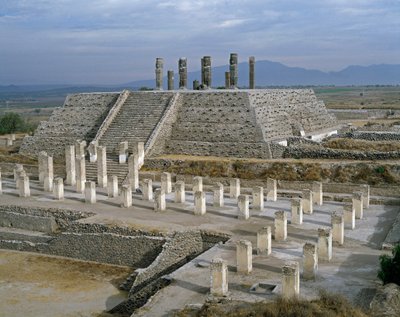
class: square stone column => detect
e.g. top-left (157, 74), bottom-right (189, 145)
top-left (266, 178), bottom-right (277, 201)
top-left (142, 179), bottom-right (153, 201)
top-left (257, 226), bottom-right (272, 255)
top-left (360, 184), bottom-right (370, 209)
top-left (97, 146), bottom-right (107, 188)
top-left (119, 141), bottom-right (128, 164)
top-left (85, 181), bottom-right (96, 204)
top-left (291, 198), bottom-right (303, 225)
top-left (108, 175), bottom-right (119, 198)
top-left (6, 136), bottom-right (13, 146)
top-left (75, 157), bottom-right (86, 193)
top-left (252, 186), bottom-right (264, 211)
top-left (353, 191), bottom-right (364, 219)
top-left (236, 240), bottom-right (252, 274)
top-left (75, 140), bottom-right (86, 159)
top-left (318, 228), bottom-right (332, 262)
top-left (282, 261), bottom-right (300, 299)
top-left (88, 142), bottom-right (97, 163)
top-left (194, 191), bottom-right (206, 215)
top-left (274, 211), bottom-right (287, 241)
top-left (154, 188), bottom-right (166, 212)
top-left (230, 178), bottom-right (240, 199)
top-left (53, 177), bottom-right (64, 200)
top-left (175, 181), bottom-right (185, 203)
top-left (14, 164), bottom-right (24, 181)
top-left (302, 189), bottom-right (313, 214)
top-left (193, 176), bottom-right (203, 192)
top-left (343, 203), bottom-right (355, 230)
top-left (121, 184), bottom-right (132, 208)
top-left (19, 175), bottom-right (30, 197)
top-left (161, 172), bottom-right (172, 194)
top-left (137, 142), bottom-right (145, 168)
top-left (128, 154), bottom-right (139, 190)
top-left (210, 258), bottom-right (228, 297)
top-left (238, 195), bottom-right (249, 220)
top-left (65, 145), bottom-right (76, 186)
top-left (16, 170), bottom-right (26, 189)
top-left (213, 183), bottom-right (224, 207)
top-left (331, 212), bottom-right (344, 245)
top-left (303, 243), bottom-right (318, 280)
top-left (43, 155), bottom-right (54, 192)
top-left (0, 168), bottom-right (2, 195)
top-left (312, 181), bottom-right (323, 205)
top-left (38, 151), bottom-right (47, 183)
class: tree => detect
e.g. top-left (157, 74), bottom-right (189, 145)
top-left (0, 112), bottom-right (26, 134)
top-left (378, 244), bottom-right (400, 285)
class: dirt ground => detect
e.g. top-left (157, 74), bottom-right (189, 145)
top-left (0, 250), bottom-right (132, 317)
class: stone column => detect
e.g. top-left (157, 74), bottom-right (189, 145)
top-left (230, 178), bottom-right (240, 199)
top-left (75, 157), bottom-right (86, 193)
top-left (167, 70), bottom-right (174, 90)
top-left (88, 141), bottom-right (97, 163)
top-left (274, 211), bottom-right (287, 241)
top-left (128, 154), bottom-right (139, 190)
top-left (352, 191), bottom-right (364, 219)
top-left (194, 191), bottom-right (206, 215)
top-left (236, 240), bottom-right (252, 274)
top-left (85, 181), bottom-right (96, 204)
top-left (291, 198), bottom-right (303, 225)
top-left (14, 164), bottom-right (24, 181)
top-left (65, 145), bottom-right (76, 186)
top-left (303, 243), bottom-right (318, 280)
top-left (238, 195), bottom-right (249, 220)
top-left (142, 179), bottom-right (153, 201)
top-left (343, 203), bottom-right (355, 230)
top-left (0, 168), bottom-right (2, 195)
top-left (175, 181), bottom-right (185, 203)
top-left (38, 151), bottom-right (47, 184)
top-left (6, 136), bottom-right (13, 146)
top-left (16, 170), bottom-right (26, 189)
top-left (225, 72), bottom-right (230, 89)
top-left (108, 175), bottom-right (119, 198)
top-left (193, 176), bottom-right (203, 192)
top-left (229, 53), bottom-right (238, 88)
top-left (121, 184), bottom-right (132, 208)
top-left (202, 56), bottom-right (212, 88)
top-left (155, 57), bottom-right (164, 90)
top-left (161, 172), bottom-right (172, 194)
top-left (53, 177), bottom-right (64, 200)
top-left (19, 175), bottom-right (30, 197)
top-left (360, 184), bottom-right (370, 209)
top-left (282, 261), bottom-right (300, 299)
top-left (252, 186), bottom-right (264, 211)
top-left (137, 142), bottom-right (145, 168)
top-left (213, 182), bottom-right (224, 207)
top-left (119, 141), bottom-right (128, 164)
top-left (210, 258), bottom-right (228, 296)
top-left (266, 178), bottom-right (277, 201)
top-left (249, 56), bottom-right (255, 89)
top-left (75, 140), bottom-right (86, 159)
top-left (97, 146), bottom-right (107, 188)
top-left (331, 212), bottom-right (344, 245)
top-left (43, 155), bottom-right (54, 192)
top-left (318, 228), bottom-right (332, 262)
top-left (257, 226), bottom-right (272, 255)
top-left (154, 188), bottom-right (166, 212)
top-left (312, 181), bottom-right (323, 206)
top-left (178, 58), bottom-right (187, 89)
top-left (302, 189), bottom-right (313, 214)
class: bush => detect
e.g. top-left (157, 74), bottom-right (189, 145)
top-left (0, 112), bottom-right (31, 135)
top-left (378, 244), bottom-right (400, 285)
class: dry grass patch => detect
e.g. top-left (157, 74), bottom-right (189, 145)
top-left (323, 138), bottom-right (400, 152)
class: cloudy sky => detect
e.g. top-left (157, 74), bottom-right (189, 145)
top-left (1, 0), bottom-right (399, 85)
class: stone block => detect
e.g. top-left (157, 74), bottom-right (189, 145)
top-left (121, 185), bottom-right (132, 208)
top-left (230, 178), bottom-right (240, 199)
top-left (257, 226), bottom-right (271, 255)
top-left (75, 157), bottom-right (86, 193)
top-left (53, 177), bottom-right (64, 200)
top-left (252, 186), bottom-right (264, 211)
top-left (19, 175), bottom-right (30, 197)
top-left (318, 228), bottom-right (332, 262)
top-left (119, 141), bottom-right (128, 164)
top-left (274, 211), bottom-right (287, 241)
top-left (343, 203), bottom-right (355, 230)
top-left (238, 195), bottom-right (249, 220)
top-left (353, 191), bottom-right (364, 219)
top-left (213, 183), bottom-right (224, 207)
top-left (65, 145), bottom-right (76, 186)
top-left (85, 181), bottom-right (96, 204)
top-left (210, 258), bottom-right (228, 297)
top-left (128, 154), bottom-right (139, 190)
top-left (303, 243), bottom-right (318, 280)
top-left (161, 172), bottom-right (172, 194)
top-left (97, 146), bottom-right (107, 188)
top-left (154, 188), bottom-right (166, 212)
top-left (360, 184), bottom-right (370, 209)
top-left (175, 181), bottom-right (185, 203)
top-left (312, 181), bottom-right (323, 205)
top-left (108, 175), bottom-right (119, 198)
top-left (236, 240), bottom-right (252, 274)
top-left (266, 178), bottom-right (277, 201)
top-left (142, 179), bottom-right (153, 201)
top-left (194, 191), bottom-right (206, 216)
top-left (331, 212), bottom-right (344, 245)
top-left (282, 261), bottom-right (300, 299)
top-left (302, 189), bottom-right (313, 214)
top-left (291, 198), bottom-right (303, 225)
top-left (193, 176), bottom-right (203, 192)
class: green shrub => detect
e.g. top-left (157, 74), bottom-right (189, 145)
top-left (378, 244), bottom-right (400, 285)
top-left (0, 112), bottom-right (32, 135)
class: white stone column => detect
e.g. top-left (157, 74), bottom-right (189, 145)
top-left (88, 142), bottom-right (97, 163)
top-left (331, 212), bottom-right (344, 246)
top-left (38, 151), bottom-right (47, 184)
top-left (303, 243), bottom-right (318, 280)
top-left (121, 184), bottom-right (132, 208)
top-left (274, 211), bottom-right (287, 241)
top-left (257, 226), bottom-right (272, 255)
top-left (353, 191), bottom-right (364, 219)
top-left (65, 145), bottom-right (76, 186)
top-left (252, 186), bottom-right (264, 211)
top-left (14, 164), bottom-right (23, 181)
top-left (210, 258), bottom-right (228, 297)
top-left (266, 178), bottom-right (277, 201)
top-left (0, 168), bottom-right (2, 195)
top-left (75, 157), bottom-right (86, 193)
top-left (302, 189), bottom-right (313, 214)
top-left (75, 140), bottom-right (86, 159)
top-left (43, 155), bottom-right (54, 192)
top-left (161, 172), bottom-right (172, 194)
top-left (53, 177), bottom-right (64, 200)
top-left (343, 203), bottom-right (355, 230)
top-left (154, 188), bottom-right (166, 212)
top-left (97, 146), bottom-right (107, 188)
top-left (282, 261), bottom-right (300, 299)
top-left (137, 142), bottom-right (145, 168)
top-left (107, 175), bottom-right (119, 198)
top-left (360, 184), bottom-right (370, 209)
top-left (236, 240), bottom-right (252, 274)
top-left (194, 191), bottom-right (206, 215)
top-left (312, 181), bottom-right (323, 205)
top-left (230, 178), bottom-right (240, 199)
top-left (6, 136), bottom-right (13, 146)
top-left (193, 176), bottom-right (203, 192)
top-left (142, 179), bottom-right (153, 201)
top-left (318, 228), bottom-right (332, 262)
top-left (237, 195), bottom-right (249, 220)
top-left (213, 183), bottom-right (224, 207)
top-left (291, 198), bottom-right (303, 225)
top-left (85, 181), bottom-right (96, 204)
top-left (16, 170), bottom-right (26, 189)
top-left (128, 154), bottom-right (139, 190)
top-left (119, 141), bottom-right (128, 164)
top-left (19, 175), bottom-right (30, 197)
top-left (175, 181), bottom-right (185, 203)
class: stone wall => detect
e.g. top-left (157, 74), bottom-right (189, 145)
top-left (346, 131), bottom-right (400, 141)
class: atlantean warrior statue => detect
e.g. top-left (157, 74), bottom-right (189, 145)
top-left (155, 58), bottom-right (164, 90)
top-left (230, 53), bottom-right (238, 88)
top-left (179, 58), bottom-right (187, 89)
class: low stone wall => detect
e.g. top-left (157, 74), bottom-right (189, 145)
top-left (0, 211), bottom-right (58, 233)
top-left (346, 131), bottom-right (400, 142)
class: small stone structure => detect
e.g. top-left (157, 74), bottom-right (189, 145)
top-left (128, 154), bottom-right (139, 190)
top-left (230, 178), bottom-right (240, 199)
top-left (312, 181), bottom-right (323, 205)
top-left (121, 185), bottom-right (132, 208)
top-left (266, 178), bottom-right (277, 201)
top-left (343, 203), bottom-right (355, 230)
top-left (119, 141), bottom-right (128, 164)
top-left (97, 146), bottom-right (107, 188)
top-left (142, 179), bottom-right (153, 201)
top-left (302, 189), bottom-right (313, 214)
top-left (155, 58), bottom-right (164, 90)
top-left (75, 157), bottom-right (86, 193)
top-left (291, 198), bottom-right (303, 225)
top-left (154, 188), bottom-right (166, 212)
top-left (236, 240), bottom-right (252, 274)
top-left (210, 258), bottom-right (228, 296)
top-left (352, 191), bottom-right (364, 219)
top-left (237, 195), bottom-right (249, 220)
top-left (53, 177), bottom-right (64, 200)
top-left (88, 141), bottom-right (97, 162)
top-left (331, 212), bottom-right (344, 245)
top-left (178, 58), bottom-right (187, 89)
top-left (274, 211), bottom-right (287, 241)
top-left (174, 181), bottom-right (185, 203)
top-left (108, 175), bottom-right (119, 198)
top-left (19, 175), bottom-right (30, 197)
top-left (201, 56), bottom-right (212, 88)
top-left (65, 145), bottom-right (76, 186)
top-left (303, 243), bottom-right (318, 280)
top-left (161, 172), bottom-right (172, 194)
top-left (252, 186), bottom-right (264, 211)
top-left (194, 191), bottom-right (206, 216)
top-left (360, 184), bottom-right (370, 209)
top-left (193, 176), bottom-right (203, 192)
top-left (213, 183), bottom-right (224, 207)
top-left (318, 228), bottom-right (332, 262)
top-left (167, 70), bottom-right (174, 90)
top-left (249, 56), bottom-right (255, 89)
top-left (257, 226), bottom-right (271, 255)
top-left (229, 53), bottom-right (238, 88)
top-left (85, 181), bottom-right (96, 204)
top-left (282, 261), bottom-right (300, 299)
